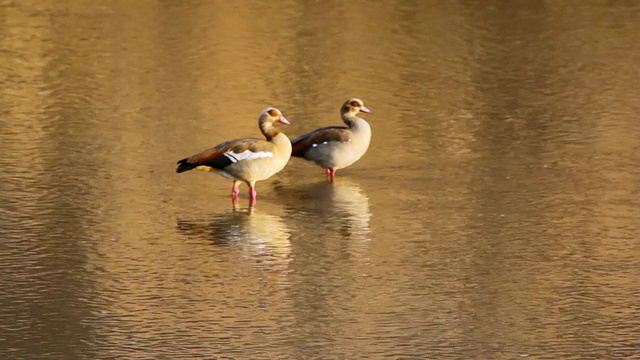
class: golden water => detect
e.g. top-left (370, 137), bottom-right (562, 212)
top-left (1, 1), bottom-right (639, 358)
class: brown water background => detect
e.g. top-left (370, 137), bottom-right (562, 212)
top-left (1, 1), bottom-right (639, 358)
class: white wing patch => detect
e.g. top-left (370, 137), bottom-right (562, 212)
top-left (311, 140), bottom-right (350, 148)
top-left (224, 150), bottom-right (273, 163)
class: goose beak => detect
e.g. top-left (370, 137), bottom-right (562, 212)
top-left (278, 116), bottom-right (290, 125)
top-left (360, 106), bottom-right (371, 113)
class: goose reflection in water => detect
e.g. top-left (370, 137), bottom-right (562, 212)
top-left (327, 180), bottom-right (371, 239)
top-left (176, 206), bottom-right (291, 266)
top-left (274, 179), bottom-right (372, 247)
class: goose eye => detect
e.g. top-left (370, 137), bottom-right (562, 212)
top-left (268, 109), bottom-right (279, 117)
top-left (350, 101), bottom-right (360, 107)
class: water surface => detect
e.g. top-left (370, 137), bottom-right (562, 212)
top-left (1, 1), bottom-right (639, 358)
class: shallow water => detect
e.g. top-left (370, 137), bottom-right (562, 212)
top-left (1, 1), bottom-right (639, 358)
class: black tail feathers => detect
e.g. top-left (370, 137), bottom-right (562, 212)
top-left (176, 159), bottom-right (197, 173)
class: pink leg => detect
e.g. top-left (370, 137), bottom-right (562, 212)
top-left (326, 168), bottom-right (335, 182)
top-left (248, 186), bottom-right (257, 207)
top-left (231, 181), bottom-right (240, 199)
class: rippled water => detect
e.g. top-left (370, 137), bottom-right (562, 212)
top-left (1, 1), bottom-right (639, 358)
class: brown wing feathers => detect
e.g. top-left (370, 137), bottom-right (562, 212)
top-left (176, 147), bottom-right (232, 173)
top-left (291, 126), bottom-right (351, 157)
top-left (176, 138), bottom-right (270, 173)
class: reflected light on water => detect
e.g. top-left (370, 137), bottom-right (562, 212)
top-left (176, 207), bottom-right (292, 268)
top-left (1, 0), bottom-right (639, 358)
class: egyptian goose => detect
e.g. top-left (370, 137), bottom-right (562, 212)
top-left (291, 98), bottom-right (371, 181)
top-left (176, 108), bottom-right (292, 206)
